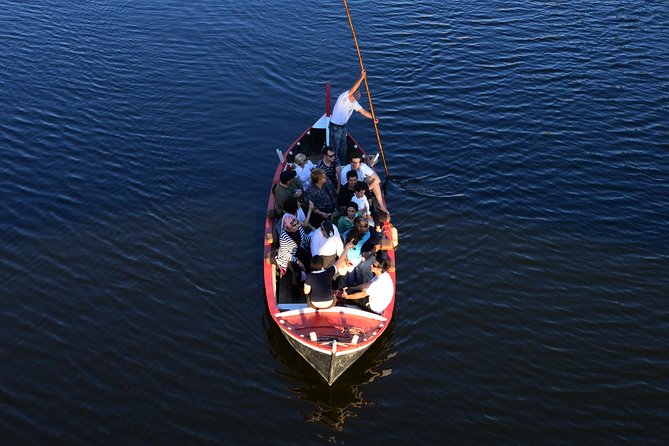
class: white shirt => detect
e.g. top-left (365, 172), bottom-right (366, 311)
top-left (340, 162), bottom-right (375, 185)
top-left (350, 194), bottom-right (370, 217)
top-left (331, 90), bottom-right (362, 126)
top-left (294, 160), bottom-right (314, 188)
top-left (310, 226), bottom-right (344, 257)
top-left (366, 272), bottom-right (393, 314)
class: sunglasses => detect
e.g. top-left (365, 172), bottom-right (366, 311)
top-left (372, 263), bottom-right (381, 268)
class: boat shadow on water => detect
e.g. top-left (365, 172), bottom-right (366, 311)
top-left (262, 307), bottom-right (396, 432)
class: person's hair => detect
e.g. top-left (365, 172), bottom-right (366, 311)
top-left (347, 217), bottom-right (369, 244)
top-left (294, 153), bottom-right (307, 164)
top-left (353, 216), bottom-right (368, 227)
top-left (376, 258), bottom-right (390, 273)
top-left (283, 196), bottom-right (299, 215)
top-left (346, 170), bottom-right (357, 180)
top-left (310, 255), bottom-right (324, 271)
top-left (322, 145), bottom-right (334, 156)
top-left (350, 150), bottom-right (363, 162)
top-left (310, 168), bottom-right (326, 183)
top-left (347, 201), bottom-right (359, 211)
top-left (354, 181), bottom-right (368, 193)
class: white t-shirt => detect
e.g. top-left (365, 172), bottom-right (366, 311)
top-left (331, 90), bottom-right (362, 126)
top-left (350, 194), bottom-right (370, 216)
top-left (366, 272), bottom-right (393, 314)
top-left (310, 226), bottom-right (344, 257)
top-left (340, 163), bottom-right (375, 185)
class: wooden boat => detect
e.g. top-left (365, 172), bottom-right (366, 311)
top-left (263, 85), bottom-right (396, 385)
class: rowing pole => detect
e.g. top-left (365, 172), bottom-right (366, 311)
top-left (342, 0), bottom-right (390, 180)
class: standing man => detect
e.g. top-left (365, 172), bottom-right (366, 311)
top-left (329, 70), bottom-right (379, 163)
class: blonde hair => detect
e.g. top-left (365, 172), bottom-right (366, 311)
top-left (310, 168), bottom-right (326, 183)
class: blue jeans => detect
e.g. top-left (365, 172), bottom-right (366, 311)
top-left (329, 122), bottom-right (348, 163)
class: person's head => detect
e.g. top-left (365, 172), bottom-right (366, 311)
top-left (354, 216), bottom-right (370, 232)
top-left (354, 181), bottom-right (368, 198)
top-left (310, 255), bottom-right (324, 271)
top-left (283, 215), bottom-right (299, 232)
top-left (346, 170), bottom-right (357, 187)
top-left (345, 201), bottom-right (358, 218)
top-left (349, 150), bottom-right (363, 168)
top-left (294, 153), bottom-right (307, 167)
top-left (310, 168), bottom-right (326, 186)
top-left (320, 220), bottom-right (335, 238)
top-left (280, 169), bottom-right (297, 185)
top-left (371, 258), bottom-right (390, 274)
top-left (353, 89), bottom-right (361, 101)
top-left (322, 146), bottom-right (336, 162)
top-left (283, 196), bottom-right (299, 215)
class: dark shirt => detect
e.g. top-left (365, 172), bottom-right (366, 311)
top-left (305, 181), bottom-right (336, 214)
top-left (305, 266), bottom-right (336, 302)
top-left (337, 186), bottom-right (355, 209)
top-left (316, 157), bottom-right (341, 188)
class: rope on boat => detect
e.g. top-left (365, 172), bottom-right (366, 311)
top-left (342, 0), bottom-right (390, 179)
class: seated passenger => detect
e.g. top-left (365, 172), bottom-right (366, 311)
top-left (276, 215), bottom-right (311, 303)
top-left (304, 244), bottom-right (352, 310)
top-left (304, 168), bottom-right (337, 228)
top-left (337, 169), bottom-right (358, 212)
top-left (341, 258), bottom-right (393, 314)
top-left (315, 146), bottom-right (342, 191)
top-left (310, 221), bottom-right (343, 269)
top-left (340, 150), bottom-right (388, 214)
top-left (341, 216), bottom-right (382, 286)
top-left (281, 196), bottom-right (315, 234)
top-left (337, 201), bottom-right (359, 234)
top-left (274, 170), bottom-right (303, 216)
top-left (293, 153), bottom-right (315, 189)
top-left (350, 181), bottom-right (373, 224)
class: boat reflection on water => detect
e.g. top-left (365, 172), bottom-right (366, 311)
top-left (263, 308), bottom-right (396, 431)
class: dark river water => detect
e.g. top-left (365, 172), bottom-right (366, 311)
top-left (2, 0), bottom-right (668, 444)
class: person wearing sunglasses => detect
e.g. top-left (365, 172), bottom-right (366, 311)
top-left (341, 258), bottom-right (393, 314)
top-left (315, 146), bottom-right (342, 192)
top-left (276, 215), bottom-right (312, 302)
top-left (341, 216), bottom-right (381, 286)
top-left (292, 153), bottom-right (315, 189)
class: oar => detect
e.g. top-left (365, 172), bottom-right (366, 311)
top-left (342, 0), bottom-right (390, 180)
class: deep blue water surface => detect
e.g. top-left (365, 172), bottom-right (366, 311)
top-left (1, 0), bottom-right (668, 444)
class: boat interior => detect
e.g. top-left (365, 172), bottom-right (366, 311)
top-left (266, 125), bottom-right (390, 312)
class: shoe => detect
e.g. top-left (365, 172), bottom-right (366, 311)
top-left (368, 153), bottom-right (379, 167)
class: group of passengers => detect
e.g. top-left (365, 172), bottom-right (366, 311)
top-left (272, 147), bottom-right (393, 314)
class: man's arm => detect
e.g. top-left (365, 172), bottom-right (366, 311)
top-left (348, 70), bottom-right (366, 99)
top-left (342, 287), bottom-right (368, 300)
top-left (357, 107), bottom-right (379, 124)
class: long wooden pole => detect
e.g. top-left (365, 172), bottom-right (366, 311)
top-left (342, 0), bottom-right (390, 178)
